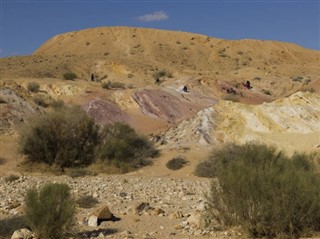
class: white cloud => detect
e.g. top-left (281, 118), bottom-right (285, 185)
top-left (138, 11), bottom-right (169, 22)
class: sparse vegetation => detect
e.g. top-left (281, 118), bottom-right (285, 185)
top-left (76, 195), bottom-right (99, 208)
top-left (204, 143), bottom-right (320, 238)
top-left (66, 168), bottom-right (90, 178)
top-left (300, 87), bottom-right (315, 93)
top-left (19, 105), bottom-right (99, 168)
top-left (222, 94), bottom-right (240, 102)
top-left (4, 174), bottom-right (20, 183)
top-left (0, 216), bottom-right (27, 239)
top-left (152, 69), bottom-right (173, 80)
top-left (96, 122), bottom-right (158, 173)
top-left (33, 96), bottom-right (49, 107)
top-left (25, 183), bottom-right (75, 239)
top-left (166, 156), bottom-right (188, 170)
top-left (292, 76), bottom-right (304, 82)
top-left (50, 99), bottom-right (65, 109)
top-left (27, 82), bottom-right (40, 93)
top-left (262, 89), bottom-right (272, 95)
top-left (101, 81), bottom-right (126, 89)
top-left (63, 72), bottom-right (77, 80)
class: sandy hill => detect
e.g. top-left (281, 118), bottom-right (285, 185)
top-left (1, 26), bottom-right (319, 98)
top-left (0, 26), bottom-right (319, 177)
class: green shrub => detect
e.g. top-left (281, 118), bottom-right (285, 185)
top-left (96, 122), bottom-right (158, 172)
top-left (19, 105), bottom-right (99, 168)
top-left (63, 72), bottom-right (77, 80)
top-left (25, 183), bottom-right (75, 239)
top-left (206, 143), bottom-right (320, 238)
top-left (27, 82), bottom-right (40, 93)
top-left (166, 156), bottom-right (188, 170)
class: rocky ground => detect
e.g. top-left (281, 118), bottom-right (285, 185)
top-left (0, 174), bottom-right (249, 239)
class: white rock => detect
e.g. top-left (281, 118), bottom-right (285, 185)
top-left (11, 228), bottom-right (33, 239)
top-left (88, 215), bottom-right (98, 227)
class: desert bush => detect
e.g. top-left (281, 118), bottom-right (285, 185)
top-left (33, 96), bottom-right (49, 107)
top-left (25, 183), bottom-right (75, 239)
top-left (96, 122), bottom-right (158, 172)
top-left (4, 174), bottom-right (19, 183)
top-left (166, 156), bottom-right (188, 170)
top-left (101, 81), bottom-right (125, 89)
top-left (19, 105), bottom-right (99, 168)
top-left (300, 87), bottom-right (315, 93)
top-left (222, 94), bottom-right (240, 102)
top-left (27, 82), bottom-right (40, 93)
top-left (66, 168), bottom-right (90, 178)
top-left (63, 72), bottom-right (77, 80)
top-left (0, 216), bottom-right (27, 239)
top-left (206, 142), bottom-right (320, 238)
top-left (292, 76), bottom-right (304, 82)
top-left (262, 89), bottom-right (272, 95)
top-left (76, 195), bottom-right (99, 208)
top-left (152, 69), bottom-right (172, 80)
top-left (50, 99), bottom-right (65, 109)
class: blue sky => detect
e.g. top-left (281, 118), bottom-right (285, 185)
top-left (1, 0), bottom-right (319, 57)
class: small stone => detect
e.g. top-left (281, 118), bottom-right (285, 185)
top-left (169, 210), bottom-right (183, 219)
top-left (88, 215), bottom-right (98, 227)
top-left (186, 212), bottom-right (204, 228)
top-left (119, 192), bottom-right (127, 197)
top-left (151, 207), bottom-right (165, 216)
top-left (11, 228), bottom-right (33, 239)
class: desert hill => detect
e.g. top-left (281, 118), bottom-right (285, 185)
top-left (1, 26), bottom-right (319, 99)
top-left (0, 26), bottom-right (319, 173)
top-left (0, 26), bottom-right (320, 239)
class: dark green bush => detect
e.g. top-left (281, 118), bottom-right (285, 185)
top-left (27, 82), bottom-right (40, 93)
top-left (19, 105), bottom-right (99, 167)
top-left (63, 72), bottom-right (77, 80)
top-left (25, 183), bottom-right (75, 239)
top-left (206, 143), bottom-right (320, 238)
top-left (96, 122), bottom-right (158, 172)
top-left (166, 156), bottom-right (188, 170)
